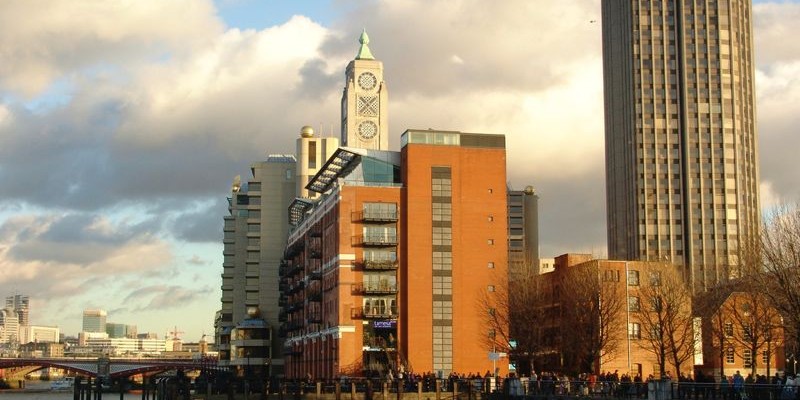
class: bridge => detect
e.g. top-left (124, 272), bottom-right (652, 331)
top-left (0, 357), bottom-right (220, 379)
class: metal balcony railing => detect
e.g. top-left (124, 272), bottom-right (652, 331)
top-left (352, 283), bottom-right (398, 295)
top-left (358, 259), bottom-right (399, 270)
top-left (352, 210), bottom-right (399, 222)
top-left (353, 235), bottom-right (398, 246)
top-left (351, 306), bottom-right (398, 319)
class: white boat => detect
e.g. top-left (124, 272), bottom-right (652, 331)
top-left (50, 377), bottom-right (75, 391)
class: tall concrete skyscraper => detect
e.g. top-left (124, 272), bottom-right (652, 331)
top-left (602, 0), bottom-right (759, 291)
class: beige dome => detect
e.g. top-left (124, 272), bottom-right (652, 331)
top-left (300, 126), bottom-right (314, 138)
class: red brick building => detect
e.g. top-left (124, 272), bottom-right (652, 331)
top-left (279, 130), bottom-right (509, 379)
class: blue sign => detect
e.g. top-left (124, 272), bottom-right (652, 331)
top-left (373, 321), bottom-right (396, 329)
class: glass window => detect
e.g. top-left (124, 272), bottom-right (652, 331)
top-left (628, 270), bottom-right (641, 286)
top-left (629, 296), bottom-right (641, 312)
top-left (726, 347), bottom-right (735, 364)
top-left (743, 349), bottom-right (752, 368)
top-left (628, 323), bottom-right (641, 339)
top-left (649, 271), bottom-right (662, 286)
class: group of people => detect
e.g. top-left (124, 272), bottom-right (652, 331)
top-left (716, 370), bottom-right (800, 400)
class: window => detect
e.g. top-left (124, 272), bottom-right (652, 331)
top-left (628, 323), bottom-right (641, 339)
top-left (364, 202), bottom-right (398, 219)
top-left (724, 322), bottom-right (733, 337)
top-left (649, 271), bottom-right (662, 286)
top-left (488, 215), bottom-right (494, 222)
top-left (432, 203), bottom-right (451, 221)
top-left (308, 141), bottom-right (317, 169)
top-left (628, 270), bottom-right (641, 286)
top-left (432, 252), bottom-right (452, 271)
top-left (487, 262), bottom-right (495, 269)
top-left (743, 324), bottom-right (753, 340)
top-left (651, 297), bottom-right (663, 312)
top-left (603, 270), bottom-right (621, 282)
top-left (725, 347), bottom-right (735, 364)
top-left (432, 227), bottom-right (452, 246)
top-left (487, 285), bottom-right (495, 292)
top-left (487, 239), bottom-right (494, 245)
top-left (629, 296), bottom-right (641, 312)
top-left (488, 188), bottom-right (493, 194)
top-left (762, 350), bottom-right (769, 365)
top-left (743, 349), bottom-right (752, 368)
top-left (432, 177), bottom-right (452, 197)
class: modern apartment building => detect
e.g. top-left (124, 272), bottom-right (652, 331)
top-left (602, 0), bottom-right (760, 291)
top-left (217, 154), bottom-right (297, 376)
top-left (280, 130), bottom-right (509, 379)
top-left (507, 186), bottom-right (540, 278)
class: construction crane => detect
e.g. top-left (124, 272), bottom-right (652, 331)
top-left (167, 326), bottom-right (185, 341)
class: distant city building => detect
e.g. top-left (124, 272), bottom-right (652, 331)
top-left (19, 342), bottom-right (64, 358)
top-left (78, 331), bottom-right (108, 346)
top-left (82, 309), bottom-right (107, 333)
top-left (0, 307), bottom-right (20, 343)
top-left (507, 186), bottom-right (540, 277)
top-left (137, 332), bottom-right (158, 339)
top-left (5, 295), bottom-right (29, 326)
top-left (602, 0), bottom-right (760, 291)
top-left (82, 337), bottom-right (167, 356)
top-left (19, 325), bottom-right (60, 343)
top-left (106, 322), bottom-right (136, 338)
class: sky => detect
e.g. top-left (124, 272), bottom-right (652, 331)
top-left (1, 0), bottom-right (799, 342)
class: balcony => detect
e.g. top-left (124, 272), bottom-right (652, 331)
top-left (308, 269), bottom-right (322, 281)
top-left (358, 259), bottom-right (399, 270)
top-left (353, 235), bottom-right (398, 246)
top-left (309, 249), bottom-right (322, 259)
top-left (308, 291), bottom-right (322, 302)
top-left (351, 306), bottom-right (398, 320)
top-left (351, 283), bottom-right (398, 295)
top-left (353, 210), bottom-right (399, 222)
top-left (308, 313), bottom-right (323, 324)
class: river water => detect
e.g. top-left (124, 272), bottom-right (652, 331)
top-left (3, 381), bottom-right (142, 400)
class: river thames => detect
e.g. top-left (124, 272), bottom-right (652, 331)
top-left (3, 381), bottom-right (141, 400)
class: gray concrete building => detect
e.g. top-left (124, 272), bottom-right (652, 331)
top-left (507, 186), bottom-right (540, 277)
top-left (602, 0), bottom-right (760, 291)
top-left (217, 155), bottom-right (297, 375)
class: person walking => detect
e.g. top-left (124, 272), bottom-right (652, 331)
top-left (733, 371), bottom-right (745, 400)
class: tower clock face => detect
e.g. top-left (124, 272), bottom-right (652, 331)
top-left (357, 121), bottom-right (378, 140)
top-left (358, 72), bottom-right (377, 91)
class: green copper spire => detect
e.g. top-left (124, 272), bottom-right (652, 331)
top-left (355, 29), bottom-right (375, 60)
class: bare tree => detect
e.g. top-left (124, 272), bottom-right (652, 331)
top-left (481, 269), bottom-right (552, 375)
top-left (636, 264), bottom-right (696, 379)
top-left (559, 263), bottom-right (625, 374)
top-left (746, 205), bottom-right (800, 356)
top-left (723, 291), bottom-right (784, 377)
